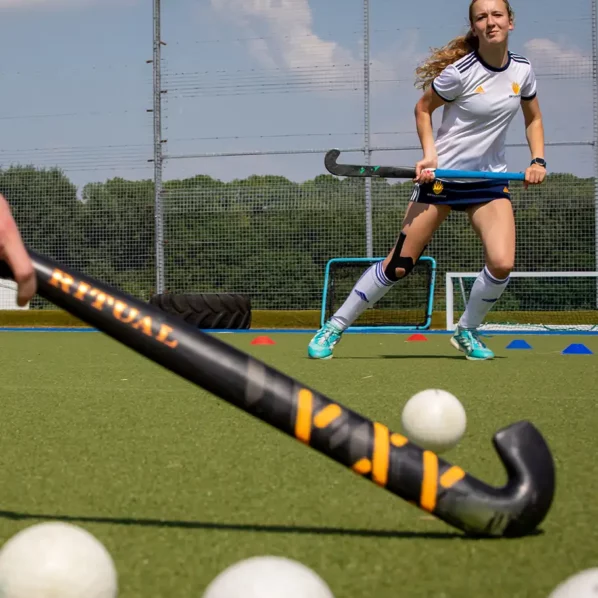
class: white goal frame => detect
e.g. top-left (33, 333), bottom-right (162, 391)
top-left (445, 271), bottom-right (598, 331)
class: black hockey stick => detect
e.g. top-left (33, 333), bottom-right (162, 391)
top-left (0, 250), bottom-right (555, 537)
top-left (324, 149), bottom-right (527, 181)
top-left (325, 149), bottom-right (416, 179)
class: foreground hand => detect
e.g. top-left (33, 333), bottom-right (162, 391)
top-left (414, 155), bottom-right (438, 184)
top-left (524, 163), bottom-right (546, 189)
top-left (0, 194), bottom-right (36, 307)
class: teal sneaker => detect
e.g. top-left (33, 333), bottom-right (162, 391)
top-left (308, 320), bottom-right (344, 359)
top-left (450, 325), bottom-right (495, 361)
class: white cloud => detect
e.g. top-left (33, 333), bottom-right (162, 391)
top-left (210, 0), bottom-right (354, 71)
top-left (523, 38), bottom-right (593, 78)
top-left (208, 0), bottom-right (423, 101)
top-left (246, 38), bottom-right (279, 71)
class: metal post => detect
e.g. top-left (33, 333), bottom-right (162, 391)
top-left (593, 0), bottom-right (598, 305)
top-left (153, 0), bottom-right (165, 294)
top-left (363, 0), bottom-right (373, 258)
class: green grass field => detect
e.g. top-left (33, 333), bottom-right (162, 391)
top-left (0, 330), bottom-right (597, 597)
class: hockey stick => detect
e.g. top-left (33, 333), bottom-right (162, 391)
top-left (325, 149), bottom-right (527, 181)
top-left (0, 250), bottom-right (555, 537)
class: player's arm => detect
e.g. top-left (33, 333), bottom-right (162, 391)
top-left (521, 96), bottom-right (546, 187)
top-left (414, 63), bottom-right (460, 183)
top-left (0, 194), bottom-right (36, 306)
top-left (413, 87), bottom-right (446, 182)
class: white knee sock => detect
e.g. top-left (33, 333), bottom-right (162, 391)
top-left (458, 266), bottom-right (510, 329)
top-left (330, 262), bottom-right (396, 330)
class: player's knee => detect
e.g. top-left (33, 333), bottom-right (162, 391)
top-left (383, 232), bottom-right (417, 282)
top-left (486, 258), bottom-right (514, 281)
top-left (384, 261), bottom-right (414, 281)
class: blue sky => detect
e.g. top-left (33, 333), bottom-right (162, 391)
top-left (0, 0), bottom-right (595, 190)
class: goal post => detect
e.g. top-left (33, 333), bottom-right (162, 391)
top-left (320, 256), bottom-right (437, 331)
top-left (445, 271), bottom-right (598, 332)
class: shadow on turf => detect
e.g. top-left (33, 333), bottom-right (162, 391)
top-left (0, 509), bottom-right (542, 540)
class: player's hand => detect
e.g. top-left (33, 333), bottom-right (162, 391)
top-left (524, 163), bottom-right (546, 189)
top-left (414, 155), bottom-right (438, 184)
top-left (0, 194), bottom-right (36, 307)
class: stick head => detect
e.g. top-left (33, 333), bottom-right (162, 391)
top-left (324, 149), bottom-right (342, 175)
top-left (438, 420), bottom-right (556, 537)
top-left (495, 420), bottom-right (556, 537)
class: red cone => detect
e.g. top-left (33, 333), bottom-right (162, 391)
top-left (250, 336), bottom-right (276, 345)
top-left (406, 333), bottom-right (428, 342)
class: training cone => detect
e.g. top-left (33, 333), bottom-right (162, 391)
top-left (406, 333), bottom-right (427, 342)
top-left (506, 339), bottom-right (532, 350)
top-left (562, 343), bottom-right (593, 355)
top-left (251, 336), bottom-right (276, 345)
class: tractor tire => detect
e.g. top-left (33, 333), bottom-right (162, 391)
top-left (149, 293), bottom-right (251, 330)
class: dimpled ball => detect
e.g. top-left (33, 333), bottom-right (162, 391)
top-left (0, 521), bottom-right (118, 598)
top-left (202, 556), bottom-right (335, 598)
top-left (401, 388), bottom-right (467, 454)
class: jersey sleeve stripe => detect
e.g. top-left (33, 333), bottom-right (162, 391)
top-left (510, 55), bottom-right (531, 65)
top-left (521, 91), bottom-right (537, 101)
top-left (457, 60), bottom-right (478, 74)
top-left (510, 52), bottom-right (529, 60)
top-left (431, 81), bottom-right (455, 102)
top-left (455, 54), bottom-right (477, 72)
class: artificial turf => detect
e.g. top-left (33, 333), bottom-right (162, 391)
top-left (0, 330), bottom-right (596, 597)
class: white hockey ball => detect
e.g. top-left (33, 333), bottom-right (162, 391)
top-left (548, 568), bottom-right (598, 597)
top-left (202, 555), bottom-right (335, 598)
top-left (0, 521), bottom-right (118, 598)
top-left (401, 388), bottom-right (467, 454)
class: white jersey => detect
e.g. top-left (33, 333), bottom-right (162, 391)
top-left (431, 50), bottom-right (537, 173)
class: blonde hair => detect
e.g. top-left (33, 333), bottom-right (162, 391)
top-left (414, 0), bottom-right (515, 90)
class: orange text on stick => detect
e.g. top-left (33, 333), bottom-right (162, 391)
top-left (74, 282), bottom-right (91, 300)
top-left (295, 389), bottom-right (314, 445)
top-left (352, 458), bottom-right (372, 475)
top-left (420, 450), bottom-right (439, 512)
top-left (113, 302), bottom-right (139, 324)
top-left (49, 269), bottom-right (75, 293)
top-left (131, 315), bottom-right (155, 338)
top-left (155, 324), bottom-right (178, 348)
top-left (420, 460), bottom-right (465, 512)
top-left (90, 292), bottom-right (115, 311)
top-left (314, 404), bottom-right (342, 429)
top-left (48, 268), bottom-right (180, 350)
top-left (440, 466), bottom-right (465, 489)
top-left (371, 422), bottom-right (390, 487)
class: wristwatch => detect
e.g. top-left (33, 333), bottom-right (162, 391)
top-left (530, 158), bottom-right (547, 168)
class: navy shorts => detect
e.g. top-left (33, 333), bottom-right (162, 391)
top-left (410, 178), bottom-right (511, 211)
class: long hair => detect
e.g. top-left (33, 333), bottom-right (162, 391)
top-left (414, 0), bottom-right (515, 90)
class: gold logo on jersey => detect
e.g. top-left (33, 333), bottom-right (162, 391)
top-left (503, 187), bottom-right (510, 194)
top-left (512, 82), bottom-right (521, 95)
top-left (475, 85), bottom-right (485, 94)
top-left (432, 180), bottom-right (444, 195)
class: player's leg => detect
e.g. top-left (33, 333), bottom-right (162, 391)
top-left (451, 197), bottom-right (515, 360)
top-left (308, 200), bottom-right (450, 359)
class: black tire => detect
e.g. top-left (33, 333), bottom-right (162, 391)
top-left (149, 293), bottom-right (252, 330)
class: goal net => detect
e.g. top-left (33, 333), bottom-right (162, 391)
top-left (320, 257), bottom-right (436, 331)
top-left (446, 271), bottom-right (598, 332)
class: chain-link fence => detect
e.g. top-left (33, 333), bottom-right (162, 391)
top-left (0, 0), bottom-right (596, 321)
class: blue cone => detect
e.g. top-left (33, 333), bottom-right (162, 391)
top-left (506, 339), bottom-right (532, 350)
top-left (562, 343), bottom-right (593, 355)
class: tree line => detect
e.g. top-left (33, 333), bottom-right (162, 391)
top-left (0, 165), bottom-right (595, 312)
